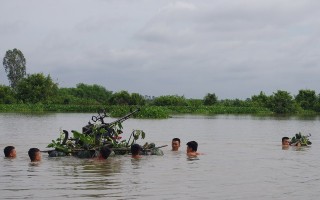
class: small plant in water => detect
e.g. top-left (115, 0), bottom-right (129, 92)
top-left (290, 132), bottom-right (312, 146)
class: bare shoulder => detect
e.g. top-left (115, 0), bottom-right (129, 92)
top-left (187, 152), bottom-right (204, 157)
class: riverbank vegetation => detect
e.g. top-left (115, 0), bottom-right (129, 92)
top-left (2, 48), bottom-right (320, 118)
top-left (1, 80), bottom-right (320, 118)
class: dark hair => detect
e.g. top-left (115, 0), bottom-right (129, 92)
top-left (172, 138), bottom-right (181, 144)
top-left (131, 144), bottom-right (141, 156)
top-left (282, 137), bottom-right (289, 142)
top-left (4, 146), bottom-right (15, 157)
top-left (100, 146), bottom-right (112, 159)
top-left (28, 148), bottom-right (40, 161)
top-left (186, 141), bottom-right (198, 152)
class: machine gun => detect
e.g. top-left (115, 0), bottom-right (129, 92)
top-left (82, 108), bottom-right (140, 137)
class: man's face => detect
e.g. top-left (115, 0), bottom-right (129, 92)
top-left (186, 146), bottom-right (192, 153)
top-left (282, 139), bottom-right (290, 146)
top-left (10, 149), bottom-right (16, 158)
top-left (35, 152), bottom-right (42, 162)
top-left (172, 140), bottom-right (180, 151)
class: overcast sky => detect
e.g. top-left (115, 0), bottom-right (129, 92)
top-left (1, 0), bottom-right (319, 99)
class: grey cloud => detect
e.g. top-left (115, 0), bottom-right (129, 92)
top-left (1, 0), bottom-right (320, 99)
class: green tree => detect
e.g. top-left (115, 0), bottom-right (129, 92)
top-left (187, 99), bottom-right (203, 107)
top-left (54, 84), bottom-right (113, 105)
top-left (16, 73), bottom-right (58, 103)
top-left (313, 94), bottom-right (320, 112)
top-left (55, 88), bottom-right (97, 105)
top-left (130, 93), bottom-right (146, 105)
top-left (220, 99), bottom-right (251, 107)
top-left (251, 91), bottom-right (269, 107)
top-left (295, 89), bottom-right (317, 110)
top-left (152, 95), bottom-right (187, 106)
top-left (268, 90), bottom-right (295, 114)
top-left (109, 90), bottom-right (131, 105)
top-left (0, 84), bottom-right (16, 104)
top-left (74, 83), bottom-right (112, 104)
top-left (203, 93), bottom-right (218, 105)
top-left (3, 48), bottom-right (26, 89)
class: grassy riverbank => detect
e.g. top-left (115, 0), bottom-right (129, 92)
top-left (0, 104), bottom-right (278, 118)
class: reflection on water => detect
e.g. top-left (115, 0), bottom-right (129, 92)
top-left (187, 157), bottom-right (200, 161)
top-left (1, 113), bottom-right (320, 200)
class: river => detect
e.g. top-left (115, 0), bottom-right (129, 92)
top-left (1, 113), bottom-right (320, 200)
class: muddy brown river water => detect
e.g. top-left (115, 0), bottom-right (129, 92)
top-left (1, 113), bottom-right (320, 200)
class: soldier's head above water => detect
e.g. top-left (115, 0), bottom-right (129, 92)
top-left (4, 146), bottom-right (16, 158)
top-left (28, 148), bottom-right (41, 162)
top-left (131, 144), bottom-right (142, 159)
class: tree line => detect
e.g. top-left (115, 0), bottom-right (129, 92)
top-left (2, 48), bottom-right (320, 114)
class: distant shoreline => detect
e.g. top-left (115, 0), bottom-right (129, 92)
top-left (0, 104), bottom-right (317, 119)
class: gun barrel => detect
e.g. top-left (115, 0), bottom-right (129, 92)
top-left (106, 108), bottom-right (140, 127)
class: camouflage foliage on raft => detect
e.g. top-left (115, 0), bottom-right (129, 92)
top-left (46, 109), bottom-right (164, 158)
top-left (290, 132), bottom-right (312, 146)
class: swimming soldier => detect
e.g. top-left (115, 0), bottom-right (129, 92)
top-left (171, 138), bottom-right (181, 151)
top-left (4, 146), bottom-right (16, 158)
